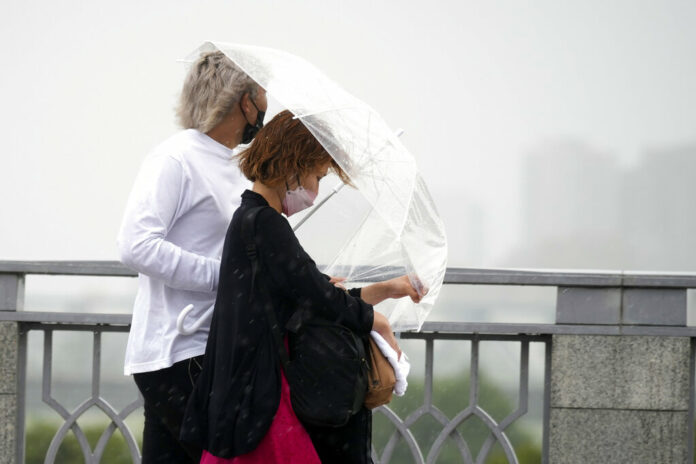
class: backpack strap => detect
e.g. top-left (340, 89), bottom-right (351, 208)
top-left (240, 206), bottom-right (291, 371)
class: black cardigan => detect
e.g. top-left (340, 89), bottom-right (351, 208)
top-left (180, 190), bottom-right (374, 458)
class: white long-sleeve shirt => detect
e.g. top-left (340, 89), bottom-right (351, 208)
top-left (118, 129), bottom-right (250, 375)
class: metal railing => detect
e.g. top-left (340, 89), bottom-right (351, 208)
top-left (13, 315), bottom-right (549, 464)
top-left (2, 261), bottom-right (696, 463)
top-left (38, 326), bottom-right (140, 463)
top-left (378, 332), bottom-right (549, 463)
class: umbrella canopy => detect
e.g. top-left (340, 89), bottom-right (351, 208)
top-left (187, 41), bottom-right (447, 331)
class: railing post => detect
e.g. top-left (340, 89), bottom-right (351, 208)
top-left (550, 284), bottom-right (691, 463)
top-left (0, 273), bottom-right (25, 464)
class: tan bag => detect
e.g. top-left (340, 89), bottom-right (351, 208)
top-left (364, 337), bottom-right (397, 409)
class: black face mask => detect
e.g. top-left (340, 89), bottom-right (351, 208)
top-left (240, 94), bottom-right (265, 144)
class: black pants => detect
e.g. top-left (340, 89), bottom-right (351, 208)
top-left (302, 408), bottom-right (373, 464)
top-left (133, 356), bottom-right (203, 464)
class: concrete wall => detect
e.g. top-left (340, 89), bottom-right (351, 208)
top-left (550, 286), bottom-right (692, 464)
top-left (550, 335), bottom-right (690, 463)
top-left (0, 274), bottom-right (22, 464)
top-left (0, 322), bottom-right (18, 464)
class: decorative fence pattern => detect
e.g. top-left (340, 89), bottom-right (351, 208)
top-left (38, 328), bottom-right (141, 463)
top-left (17, 316), bottom-right (550, 464)
top-left (373, 333), bottom-right (549, 464)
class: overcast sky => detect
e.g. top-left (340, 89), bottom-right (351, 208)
top-left (1, 0), bottom-right (695, 269)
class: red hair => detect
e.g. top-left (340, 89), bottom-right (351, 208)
top-left (237, 110), bottom-right (350, 186)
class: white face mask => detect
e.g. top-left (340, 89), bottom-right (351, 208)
top-left (282, 183), bottom-right (318, 216)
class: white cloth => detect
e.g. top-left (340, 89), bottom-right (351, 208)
top-left (370, 330), bottom-right (410, 396)
top-left (118, 129), bottom-right (250, 375)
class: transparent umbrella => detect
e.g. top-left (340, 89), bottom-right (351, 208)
top-left (179, 41), bottom-right (447, 332)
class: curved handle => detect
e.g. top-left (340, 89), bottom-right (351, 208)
top-left (176, 304), bottom-right (214, 335)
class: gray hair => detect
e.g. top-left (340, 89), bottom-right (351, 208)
top-left (176, 51), bottom-right (258, 133)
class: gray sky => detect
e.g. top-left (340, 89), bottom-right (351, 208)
top-left (2, 0), bottom-right (695, 268)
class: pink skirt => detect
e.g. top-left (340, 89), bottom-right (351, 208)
top-left (200, 369), bottom-right (320, 464)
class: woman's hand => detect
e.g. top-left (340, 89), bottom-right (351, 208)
top-left (385, 275), bottom-right (426, 303)
top-left (360, 275), bottom-right (428, 306)
top-left (372, 311), bottom-right (401, 358)
top-left (329, 276), bottom-right (346, 290)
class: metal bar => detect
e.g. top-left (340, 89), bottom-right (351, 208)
top-left (416, 322), bottom-right (611, 335)
top-left (470, 336), bottom-right (479, 407)
top-left (617, 325), bottom-right (696, 337)
top-left (0, 273), bottom-right (25, 311)
top-left (621, 273), bottom-right (696, 288)
top-left (4, 260), bottom-right (696, 288)
top-left (413, 322), bottom-right (620, 335)
top-left (444, 267), bottom-right (624, 287)
top-left (7, 314), bottom-right (696, 337)
top-left (0, 311), bottom-right (132, 325)
top-left (0, 260), bottom-right (136, 277)
top-left (400, 332), bottom-right (549, 342)
top-left (424, 338), bottom-right (434, 407)
top-left (12, 313), bottom-right (692, 338)
top-left (23, 313), bottom-right (693, 338)
top-left (410, 323), bottom-right (696, 337)
top-left (447, 268), bottom-right (696, 288)
top-left (92, 331), bottom-right (101, 399)
top-left (42, 330), bottom-right (54, 410)
top-left (23, 322), bottom-right (130, 333)
top-left (519, 341), bottom-right (529, 417)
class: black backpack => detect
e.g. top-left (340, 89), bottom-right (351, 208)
top-left (241, 206), bottom-right (368, 427)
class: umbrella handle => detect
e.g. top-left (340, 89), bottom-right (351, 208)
top-left (176, 304), bottom-right (214, 335)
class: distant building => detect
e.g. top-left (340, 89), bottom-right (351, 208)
top-left (501, 140), bottom-right (696, 270)
top-left (503, 139), bottom-right (626, 269)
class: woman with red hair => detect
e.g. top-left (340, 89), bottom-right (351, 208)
top-left (181, 110), bottom-right (420, 463)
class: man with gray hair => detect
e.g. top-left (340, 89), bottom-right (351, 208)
top-left (117, 50), bottom-right (267, 463)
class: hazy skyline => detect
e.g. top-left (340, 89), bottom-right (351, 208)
top-left (2, 0), bottom-right (695, 270)
top-left (503, 140), bottom-right (696, 270)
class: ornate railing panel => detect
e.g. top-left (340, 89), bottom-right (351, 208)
top-left (38, 328), bottom-right (142, 464)
top-left (13, 315), bottom-right (550, 464)
top-left (371, 334), bottom-right (550, 464)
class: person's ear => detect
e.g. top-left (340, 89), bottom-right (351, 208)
top-left (240, 93), bottom-right (250, 113)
